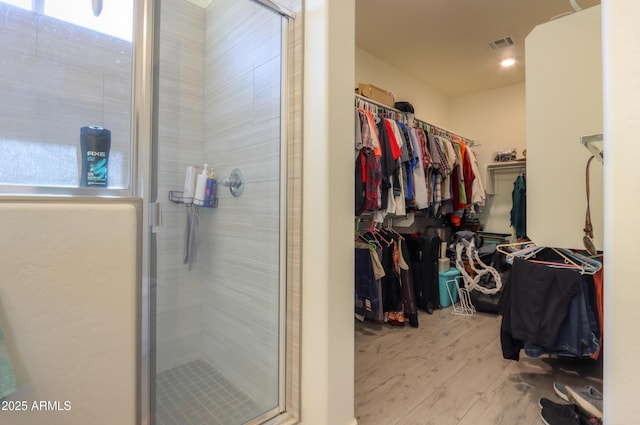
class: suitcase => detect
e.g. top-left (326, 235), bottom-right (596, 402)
top-left (404, 232), bottom-right (441, 312)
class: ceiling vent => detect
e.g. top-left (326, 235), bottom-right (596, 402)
top-left (488, 36), bottom-right (515, 50)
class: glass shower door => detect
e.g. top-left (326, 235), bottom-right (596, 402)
top-left (150, 0), bottom-right (288, 424)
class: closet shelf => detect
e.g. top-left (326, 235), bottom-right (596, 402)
top-left (485, 160), bottom-right (526, 195)
top-left (486, 160), bottom-right (526, 171)
top-left (169, 190), bottom-right (218, 208)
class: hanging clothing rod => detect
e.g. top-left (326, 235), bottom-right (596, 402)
top-left (413, 118), bottom-right (476, 146)
top-left (354, 93), bottom-right (476, 146)
top-left (355, 93), bottom-right (400, 113)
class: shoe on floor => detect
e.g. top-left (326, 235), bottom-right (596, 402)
top-left (538, 398), bottom-right (600, 425)
top-left (553, 382), bottom-right (570, 402)
top-left (565, 385), bottom-right (603, 420)
top-left (539, 403), bottom-right (580, 425)
top-left (539, 397), bottom-right (576, 413)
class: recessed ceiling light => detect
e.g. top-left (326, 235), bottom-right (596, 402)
top-left (500, 58), bottom-right (516, 68)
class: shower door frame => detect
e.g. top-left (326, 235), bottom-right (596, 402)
top-left (134, 0), bottom-right (298, 424)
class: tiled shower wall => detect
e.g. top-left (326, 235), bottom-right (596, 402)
top-left (201, 0), bottom-right (284, 409)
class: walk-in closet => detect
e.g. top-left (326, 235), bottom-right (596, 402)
top-left (353, 1), bottom-right (603, 424)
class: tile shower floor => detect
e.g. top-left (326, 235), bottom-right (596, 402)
top-left (156, 359), bottom-right (261, 425)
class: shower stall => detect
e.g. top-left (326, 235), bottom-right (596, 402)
top-left (148, 0), bottom-right (292, 424)
top-left (0, 0), bottom-right (294, 422)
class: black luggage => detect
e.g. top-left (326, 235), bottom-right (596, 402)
top-left (404, 231), bottom-right (441, 313)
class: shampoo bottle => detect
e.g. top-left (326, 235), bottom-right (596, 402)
top-left (204, 168), bottom-right (217, 207)
top-left (194, 164), bottom-right (209, 206)
top-left (183, 165), bottom-right (198, 203)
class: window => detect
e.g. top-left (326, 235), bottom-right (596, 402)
top-left (45, 0), bottom-right (133, 42)
top-left (0, 0), bottom-right (30, 10)
top-left (0, 0), bottom-right (133, 41)
top-left (0, 1), bottom-right (134, 193)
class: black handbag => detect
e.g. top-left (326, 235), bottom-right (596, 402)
top-left (469, 250), bottom-right (511, 314)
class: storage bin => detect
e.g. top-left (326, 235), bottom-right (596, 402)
top-left (438, 268), bottom-right (461, 307)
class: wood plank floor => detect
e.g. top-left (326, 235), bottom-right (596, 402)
top-left (354, 308), bottom-right (603, 425)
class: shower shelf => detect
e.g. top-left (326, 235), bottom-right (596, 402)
top-left (169, 191), bottom-right (218, 208)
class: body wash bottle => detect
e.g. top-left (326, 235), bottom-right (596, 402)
top-left (183, 165), bottom-right (198, 203)
top-left (194, 164), bottom-right (209, 206)
top-left (204, 168), bottom-right (217, 207)
top-left (80, 126), bottom-right (111, 187)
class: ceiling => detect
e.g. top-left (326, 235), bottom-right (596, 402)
top-left (355, 0), bottom-right (601, 97)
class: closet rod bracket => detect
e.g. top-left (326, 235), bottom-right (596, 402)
top-left (580, 134), bottom-right (604, 162)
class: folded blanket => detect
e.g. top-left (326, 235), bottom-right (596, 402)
top-left (0, 317), bottom-right (16, 399)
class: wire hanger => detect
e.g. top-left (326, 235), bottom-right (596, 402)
top-left (550, 247), bottom-right (584, 274)
top-left (556, 248), bottom-right (601, 274)
top-left (496, 241), bottom-right (542, 263)
top-left (497, 242), bottom-right (601, 275)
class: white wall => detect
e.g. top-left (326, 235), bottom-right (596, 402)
top-left (301, 0), bottom-right (356, 424)
top-left (526, 6), bottom-right (603, 249)
top-left (356, 47), bottom-right (451, 128)
top-left (451, 83), bottom-right (527, 234)
top-left (0, 200), bottom-right (138, 425)
top-left (451, 83), bottom-right (527, 178)
top-left (603, 1), bottom-right (640, 424)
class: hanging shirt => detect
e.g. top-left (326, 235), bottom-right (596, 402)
top-left (383, 120), bottom-right (405, 216)
top-left (432, 174), bottom-right (443, 210)
top-left (410, 127), bottom-right (430, 210)
top-left (414, 128), bottom-right (433, 206)
top-left (458, 140), bottom-right (476, 205)
top-left (467, 148), bottom-right (486, 206)
top-left (429, 134), bottom-right (449, 176)
top-left (436, 136), bottom-right (456, 202)
top-left (360, 148), bottom-right (381, 213)
top-left (354, 108), bottom-right (363, 161)
top-left (358, 108), bottom-right (382, 158)
top-left (376, 119), bottom-right (398, 213)
top-left (510, 175), bottom-right (527, 238)
top-left (383, 119), bottom-right (402, 161)
top-left (398, 122), bottom-right (417, 202)
top-left (414, 128), bottom-right (432, 168)
top-left (451, 141), bottom-right (467, 208)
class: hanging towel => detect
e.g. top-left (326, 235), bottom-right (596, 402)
top-left (0, 316), bottom-right (16, 400)
top-left (183, 208), bottom-right (200, 271)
